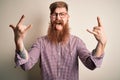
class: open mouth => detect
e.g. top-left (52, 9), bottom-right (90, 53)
top-left (56, 22), bottom-right (62, 25)
top-left (55, 20), bottom-right (63, 25)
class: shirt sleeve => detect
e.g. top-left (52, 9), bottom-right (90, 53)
top-left (14, 38), bottom-right (41, 70)
top-left (77, 38), bottom-right (104, 70)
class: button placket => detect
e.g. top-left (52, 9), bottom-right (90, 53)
top-left (57, 43), bottom-right (61, 77)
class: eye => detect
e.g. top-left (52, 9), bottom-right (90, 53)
top-left (51, 12), bottom-right (68, 18)
top-left (52, 13), bottom-right (56, 17)
top-left (59, 13), bottom-right (67, 17)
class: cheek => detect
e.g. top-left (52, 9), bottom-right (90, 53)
top-left (63, 16), bottom-right (69, 23)
top-left (50, 19), bottom-right (54, 24)
top-left (50, 16), bottom-right (55, 22)
top-left (63, 18), bottom-right (68, 24)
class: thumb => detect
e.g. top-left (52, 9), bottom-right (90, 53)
top-left (86, 29), bottom-right (97, 35)
top-left (9, 24), bottom-right (15, 30)
top-left (86, 29), bottom-right (93, 34)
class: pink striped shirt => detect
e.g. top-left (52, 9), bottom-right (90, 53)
top-left (15, 35), bottom-right (104, 80)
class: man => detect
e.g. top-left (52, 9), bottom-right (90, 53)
top-left (9, 1), bottom-right (107, 80)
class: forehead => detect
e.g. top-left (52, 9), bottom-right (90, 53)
top-left (54, 7), bottom-right (67, 13)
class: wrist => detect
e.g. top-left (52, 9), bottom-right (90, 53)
top-left (15, 37), bottom-right (24, 51)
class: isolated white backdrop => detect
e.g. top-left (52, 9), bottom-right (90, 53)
top-left (0, 0), bottom-right (120, 80)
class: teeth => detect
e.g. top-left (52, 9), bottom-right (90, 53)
top-left (56, 23), bottom-right (61, 25)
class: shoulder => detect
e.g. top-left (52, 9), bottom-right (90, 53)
top-left (69, 35), bottom-right (86, 46)
top-left (36, 35), bottom-right (48, 42)
top-left (32, 35), bottom-right (48, 45)
top-left (31, 35), bottom-right (49, 47)
top-left (70, 35), bottom-right (83, 42)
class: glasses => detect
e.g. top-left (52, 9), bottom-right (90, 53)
top-left (51, 12), bottom-right (68, 18)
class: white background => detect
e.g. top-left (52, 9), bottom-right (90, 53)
top-left (0, 0), bottom-right (120, 80)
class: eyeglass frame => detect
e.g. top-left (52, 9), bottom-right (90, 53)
top-left (51, 12), bottom-right (68, 18)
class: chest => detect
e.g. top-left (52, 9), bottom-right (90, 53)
top-left (40, 42), bottom-right (78, 66)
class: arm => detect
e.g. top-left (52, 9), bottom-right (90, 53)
top-left (77, 39), bottom-right (104, 70)
top-left (78, 17), bottom-right (107, 70)
top-left (9, 15), bottom-right (31, 65)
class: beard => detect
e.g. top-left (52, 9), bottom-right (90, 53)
top-left (47, 19), bottom-right (70, 44)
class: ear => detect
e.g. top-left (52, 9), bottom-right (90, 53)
top-left (50, 15), bottom-right (53, 21)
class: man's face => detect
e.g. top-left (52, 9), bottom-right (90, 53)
top-left (50, 7), bottom-right (69, 31)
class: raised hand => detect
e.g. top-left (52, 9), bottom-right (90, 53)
top-left (9, 15), bottom-right (32, 40)
top-left (9, 15), bottom-right (32, 51)
top-left (87, 17), bottom-right (107, 45)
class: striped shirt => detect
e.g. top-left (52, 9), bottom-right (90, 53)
top-left (15, 35), bottom-right (104, 80)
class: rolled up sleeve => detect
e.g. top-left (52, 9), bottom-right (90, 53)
top-left (14, 37), bottom-right (41, 70)
top-left (77, 38), bottom-right (104, 70)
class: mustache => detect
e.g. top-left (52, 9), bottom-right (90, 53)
top-left (53, 20), bottom-right (64, 25)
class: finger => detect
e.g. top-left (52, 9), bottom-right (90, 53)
top-left (24, 24), bottom-right (32, 32)
top-left (17, 15), bottom-right (25, 25)
top-left (93, 26), bottom-right (101, 30)
top-left (9, 24), bottom-right (15, 30)
top-left (86, 29), bottom-right (97, 35)
top-left (97, 16), bottom-right (102, 27)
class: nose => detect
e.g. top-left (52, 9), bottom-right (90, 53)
top-left (56, 14), bottom-right (61, 20)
